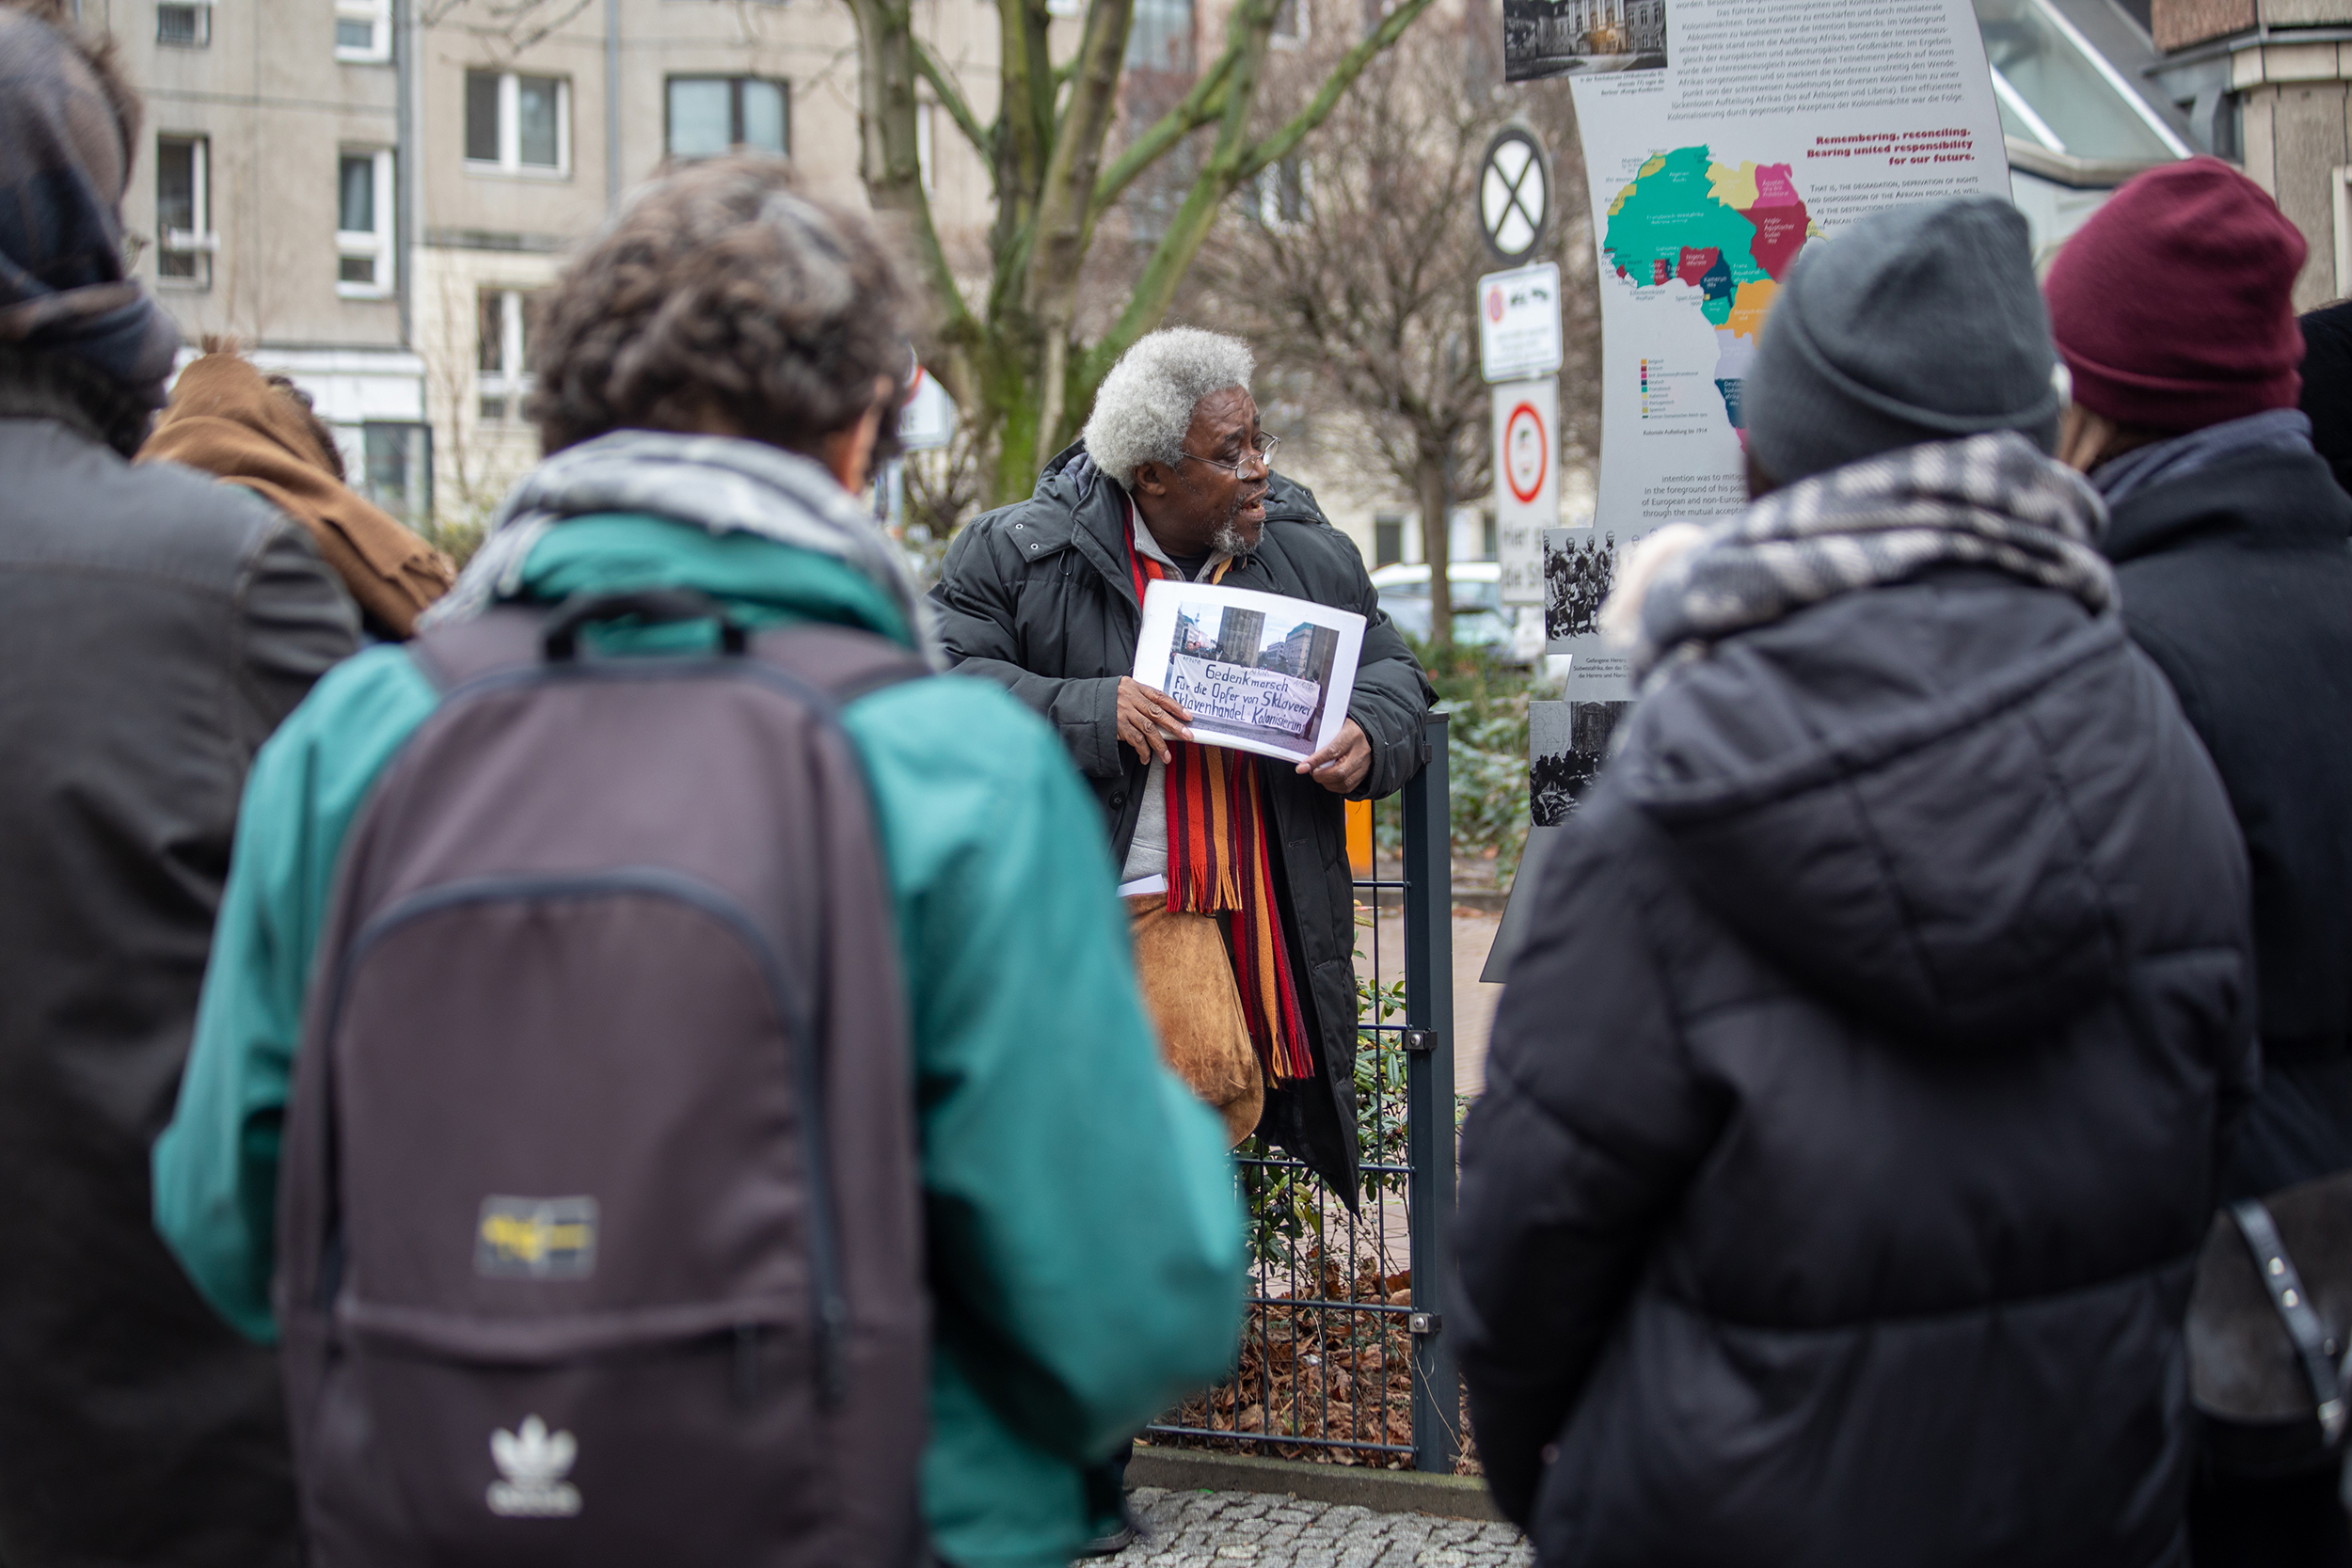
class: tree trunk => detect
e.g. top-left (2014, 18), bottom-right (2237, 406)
top-left (1416, 450), bottom-right (1451, 650)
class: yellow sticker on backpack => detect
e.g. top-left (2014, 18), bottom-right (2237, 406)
top-left (476, 1196), bottom-right (597, 1279)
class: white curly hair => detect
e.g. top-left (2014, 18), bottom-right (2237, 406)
top-left (1082, 326), bottom-right (1255, 489)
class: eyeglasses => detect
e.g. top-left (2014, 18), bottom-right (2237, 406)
top-left (1175, 431), bottom-right (1280, 476)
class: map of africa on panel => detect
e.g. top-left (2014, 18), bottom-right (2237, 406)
top-left (1601, 146), bottom-right (1823, 441)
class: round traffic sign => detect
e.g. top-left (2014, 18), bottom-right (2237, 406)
top-left (1480, 127), bottom-right (1549, 264)
top-left (1504, 400), bottom-right (1548, 503)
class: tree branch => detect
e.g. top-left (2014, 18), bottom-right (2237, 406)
top-left (913, 39), bottom-right (992, 160)
top-left (845, 0), bottom-right (977, 356)
top-left (1237, 0), bottom-right (1438, 182)
top-left (1089, 48), bottom-right (1237, 212)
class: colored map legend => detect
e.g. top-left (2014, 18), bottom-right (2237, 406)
top-left (1636, 356), bottom-right (1706, 420)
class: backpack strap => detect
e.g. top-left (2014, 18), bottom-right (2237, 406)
top-left (749, 623), bottom-right (930, 710)
top-left (409, 600), bottom-right (928, 709)
top-left (407, 607), bottom-right (552, 694)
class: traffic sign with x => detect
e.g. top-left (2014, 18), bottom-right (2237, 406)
top-left (1480, 127), bottom-right (1549, 263)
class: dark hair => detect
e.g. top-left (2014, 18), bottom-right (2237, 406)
top-left (528, 156), bottom-right (915, 462)
top-left (2300, 298), bottom-right (2352, 499)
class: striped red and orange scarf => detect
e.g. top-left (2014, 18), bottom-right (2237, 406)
top-left (1130, 534), bottom-right (1315, 1084)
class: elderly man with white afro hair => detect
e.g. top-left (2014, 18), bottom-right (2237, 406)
top-left (1082, 327), bottom-right (1257, 493)
top-left (931, 322), bottom-right (1434, 1329)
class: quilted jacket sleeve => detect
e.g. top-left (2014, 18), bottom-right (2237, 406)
top-left (1451, 793), bottom-right (1724, 1525)
top-left (1321, 529), bottom-right (1433, 801)
top-left (930, 519), bottom-right (1127, 781)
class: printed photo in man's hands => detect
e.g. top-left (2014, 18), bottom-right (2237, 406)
top-left (1132, 580), bottom-right (1368, 764)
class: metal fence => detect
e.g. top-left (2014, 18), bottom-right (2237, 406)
top-left (1147, 712), bottom-right (1459, 1472)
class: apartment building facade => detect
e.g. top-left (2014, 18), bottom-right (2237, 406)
top-left (91, 0), bottom-right (1010, 531)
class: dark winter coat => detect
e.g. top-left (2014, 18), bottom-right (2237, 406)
top-left (1455, 567), bottom-right (2255, 1568)
top-left (2103, 447), bottom-right (2352, 1199)
top-left (930, 443), bottom-right (1435, 1197)
top-left (0, 389), bottom-right (357, 1566)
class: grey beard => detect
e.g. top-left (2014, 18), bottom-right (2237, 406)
top-left (1211, 519), bottom-right (1250, 556)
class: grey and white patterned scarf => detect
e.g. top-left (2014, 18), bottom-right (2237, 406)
top-left (1632, 431), bottom-right (2113, 681)
top-left (419, 429), bottom-right (940, 665)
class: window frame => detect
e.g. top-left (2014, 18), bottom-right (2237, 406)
top-left (335, 147), bottom-right (395, 300)
top-left (154, 133), bottom-right (215, 288)
top-left (1256, 153), bottom-right (1309, 230)
top-left (475, 286), bottom-right (541, 421)
top-left (661, 74), bottom-right (790, 160)
top-left (465, 71), bottom-right (573, 177)
top-left (155, 0), bottom-right (211, 48)
top-left (334, 0), bottom-right (389, 63)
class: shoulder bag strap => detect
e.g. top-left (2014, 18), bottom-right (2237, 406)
top-left (2230, 1197), bottom-right (2348, 1444)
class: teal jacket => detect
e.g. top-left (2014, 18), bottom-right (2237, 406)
top-left (152, 513), bottom-right (1246, 1568)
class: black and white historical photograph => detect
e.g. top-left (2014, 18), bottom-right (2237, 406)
top-left (1504, 0), bottom-right (1669, 83)
top-left (1530, 700), bottom-right (1634, 824)
top-left (1546, 527), bottom-right (1618, 644)
top-left (1133, 580), bottom-right (1367, 765)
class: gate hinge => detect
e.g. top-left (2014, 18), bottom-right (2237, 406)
top-left (1402, 1028), bottom-right (1437, 1054)
top-left (1408, 1311), bottom-right (1442, 1337)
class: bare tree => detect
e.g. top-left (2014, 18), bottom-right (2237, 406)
top-left (1184, 10), bottom-right (1498, 644)
top-left (1184, 10), bottom-right (1602, 646)
top-left (843, 0), bottom-right (1443, 510)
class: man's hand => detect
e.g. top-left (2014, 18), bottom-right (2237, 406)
top-left (1117, 677), bottom-right (1193, 765)
top-left (1297, 718), bottom-right (1372, 794)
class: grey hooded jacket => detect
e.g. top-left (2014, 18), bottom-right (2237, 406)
top-left (0, 377), bottom-right (357, 1567)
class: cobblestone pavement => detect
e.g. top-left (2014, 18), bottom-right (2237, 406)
top-left (1102, 1487), bottom-right (1534, 1567)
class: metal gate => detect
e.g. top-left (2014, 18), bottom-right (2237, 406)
top-left (1147, 712), bottom-right (1460, 1472)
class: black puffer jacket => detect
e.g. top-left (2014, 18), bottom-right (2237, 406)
top-left (0, 388), bottom-right (357, 1566)
top-left (931, 443), bottom-right (1434, 1197)
top-left (2103, 447), bottom-right (2352, 1199)
top-left (1455, 568), bottom-right (2254, 1567)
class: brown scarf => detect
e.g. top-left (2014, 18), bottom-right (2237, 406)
top-left (1130, 534), bottom-right (1314, 1084)
top-left (138, 353), bottom-right (455, 636)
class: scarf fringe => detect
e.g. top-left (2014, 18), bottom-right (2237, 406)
top-left (1134, 539), bottom-right (1314, 1084)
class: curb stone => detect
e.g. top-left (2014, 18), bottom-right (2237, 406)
top-left (1125, 1446), bottom-right (1504, 1521)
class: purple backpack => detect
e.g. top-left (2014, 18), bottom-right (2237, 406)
top-left (274, 592), bottom-right (930, 1566)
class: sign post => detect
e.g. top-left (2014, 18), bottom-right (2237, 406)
top-left (1476, 127), bottom-right (1559, 609)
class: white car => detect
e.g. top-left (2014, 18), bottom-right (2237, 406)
top-left (1369, 561), bottom-right (1544, 664)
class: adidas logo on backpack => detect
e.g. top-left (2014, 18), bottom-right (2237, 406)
top-left (486, 1417), bottom-right (580, 1518)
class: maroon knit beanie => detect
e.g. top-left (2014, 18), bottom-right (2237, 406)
top-left (2044, 157), bottom-right (2306, 433)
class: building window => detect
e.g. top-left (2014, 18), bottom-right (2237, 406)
top-left (156, 0), bottom-right (209, 47)
top-left (916, 102), bottom-right (935, 194)
top-left (663, 76), bottom-right (787, 160)
top-left (1271, 0), bottom-right (1306, 45)
top-left (1256, 154), bottom-right (1308, 227)
top-left (476, 288), bottom-right (543, 420)
top-left (336, 149), bottom-right (394, 297)
top-left (335, 0), bottom-right (389, 61)
top-left (1375, 514), bottom-right (1405, 567)
top-left (467, 71), bottom-right (570, 174)
top-left (155, 135), bottom-right (214, 286)
top-left (362, 421), bottom-right (432, 528)
top-left (1125, 0), bottom-right (1193, 71)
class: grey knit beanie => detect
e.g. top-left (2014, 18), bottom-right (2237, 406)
top-left (1745, 197), bottom-right (2063, 487)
